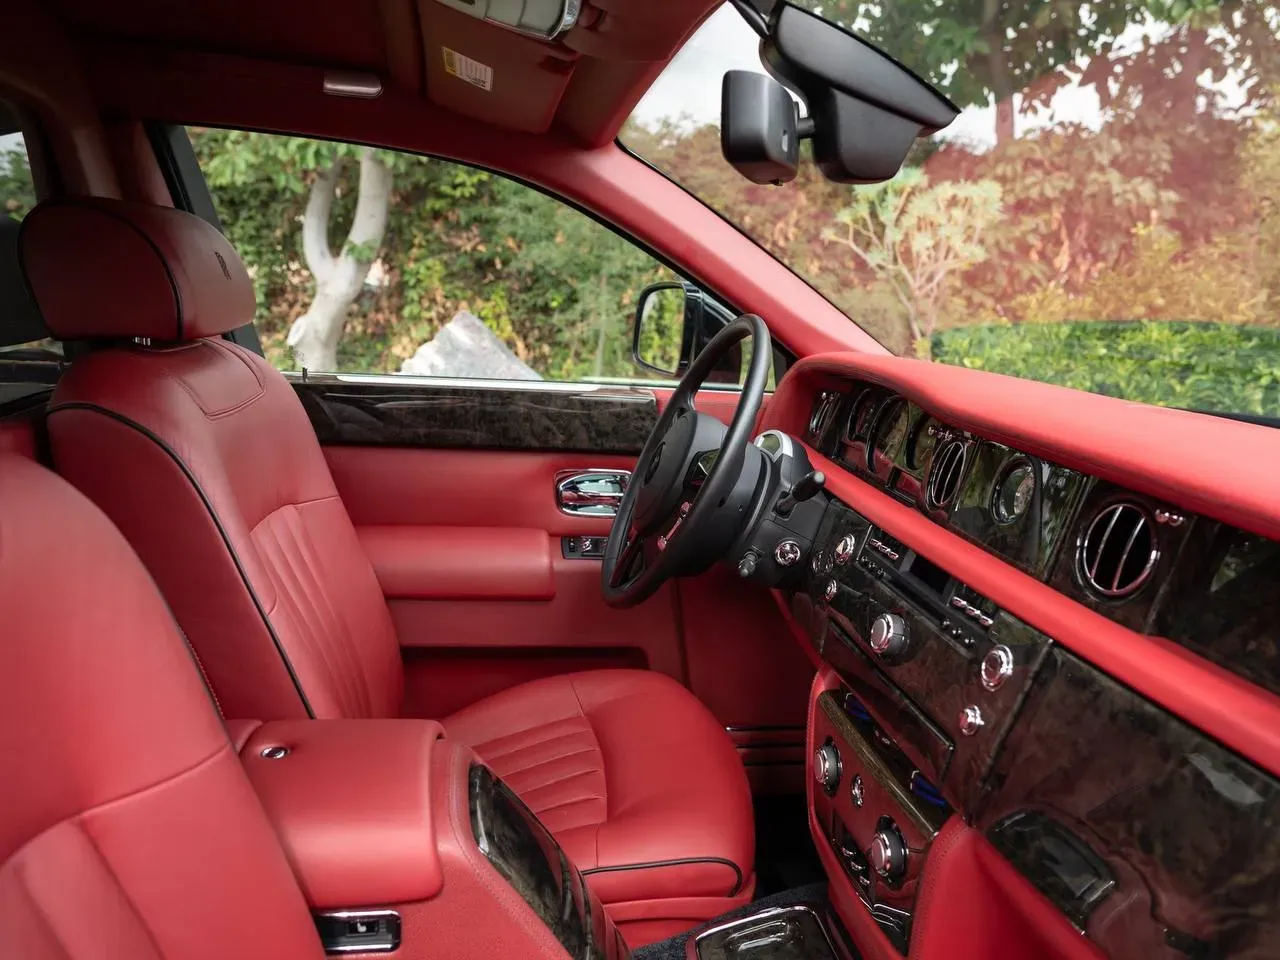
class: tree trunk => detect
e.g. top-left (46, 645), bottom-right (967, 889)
top-left (288, 148), bottom-right (393, 372)
top-left (982, 0), bottom-right (1015, 144)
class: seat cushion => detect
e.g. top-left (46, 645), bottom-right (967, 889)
top-left (444, 669), bottom-right (755, 911)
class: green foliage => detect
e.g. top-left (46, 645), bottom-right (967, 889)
top-left (824, 169), bottom-right (1004, 355)
top-left (0, 143), bottom-right (35, 221)
top-left (933, 321), bottom-right (1280, 415)
top-left (190, 128), bottom-right (679, 380)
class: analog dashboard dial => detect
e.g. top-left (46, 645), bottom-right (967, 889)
top-left (869, 398), bottom-right (911, 473)
top-left (993, 460), bottom-right (1036, 524)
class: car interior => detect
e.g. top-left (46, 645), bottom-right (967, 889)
top-left (2, 1), bottom-right (1279, 959)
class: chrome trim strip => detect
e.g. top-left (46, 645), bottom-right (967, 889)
top-left (686, 905), bottom-right (838, 960)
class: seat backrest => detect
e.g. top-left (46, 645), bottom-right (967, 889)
top-left (0, 453), bottom-right (324, 959)
top-left (20, 198), bottom-right (404, 721)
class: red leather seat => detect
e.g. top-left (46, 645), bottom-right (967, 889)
top-left (0, 453), bottom-right (325, 959)
top-left (21, 197), bottom-right (755, 943)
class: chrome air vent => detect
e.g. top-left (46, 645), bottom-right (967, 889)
top-left (926, 439), bottom-right (967, 510)
top-left (809, 391), bottom-right (840, 438)
top-left (1077, 501), bottom-right (1159, 598)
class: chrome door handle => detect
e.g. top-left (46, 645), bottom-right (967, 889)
top-left (555, 470), bottom-right (630, 517)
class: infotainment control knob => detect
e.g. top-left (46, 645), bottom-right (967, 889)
top-left (869, 613), bottom-right (908, 657)
top-left (869, 826), bottom-right (908, 882)
top-left (814, 743), bottom-right (842, 794)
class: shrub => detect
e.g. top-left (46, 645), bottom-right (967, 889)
top-left (932, 321), bottom-right (1280, 416)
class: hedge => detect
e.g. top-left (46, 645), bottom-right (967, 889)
top-left (932, 321), bottom-right (1280, 418)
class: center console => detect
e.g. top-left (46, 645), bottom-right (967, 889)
top-left (237, 718), bottom-right (629, 960)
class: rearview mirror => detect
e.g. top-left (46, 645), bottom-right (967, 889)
top-left (722, 71), bottom-right (801, 185)
top-left (721, 1), bottom-right (959, 184)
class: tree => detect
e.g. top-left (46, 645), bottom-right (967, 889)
top-left (287, 148), bottom-right (392, 371)
top-left (823, 169), bottom-right (1003, 355)
top-left (808, 0), bottom-right (1225, 142)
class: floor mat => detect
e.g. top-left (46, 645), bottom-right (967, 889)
top-left (753, 793), bottom-right (826, 895)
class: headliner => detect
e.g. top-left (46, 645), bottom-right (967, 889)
top-left (46, 0), bottom-right (726, 145)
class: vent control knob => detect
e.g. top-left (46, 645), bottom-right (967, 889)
top-left (869, 826), bottom-right (908, 882)
top-left (981, 644), bottom-right (1015, 691)
top-left (814, 743), bottom-right (842, 793)
top-left (869, 613), bottom-right (908, 657)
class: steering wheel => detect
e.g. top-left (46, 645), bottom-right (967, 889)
top-left (602, 313), bottom-right (772, 608)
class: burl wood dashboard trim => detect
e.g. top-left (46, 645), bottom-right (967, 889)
top-left (763, 353), bottom-right (1280, 779)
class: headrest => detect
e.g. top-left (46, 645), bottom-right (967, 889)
top-left (19, 198), bottom-right (255, 342)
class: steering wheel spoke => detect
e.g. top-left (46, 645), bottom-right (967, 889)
top-left (610, 529), bottom-right (646, 588)
top-left (600, 313), bottom-right (771, 608)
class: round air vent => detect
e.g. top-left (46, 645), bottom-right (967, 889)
top-left (1077, 501), bottom-right (1159, 598)
top-left (926, 439), bottom-right (967, 510)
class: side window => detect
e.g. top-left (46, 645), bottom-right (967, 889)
top-left (0, 109), bottom-right (62, 404)
top-left (186, 129), bottom-right (702, 385)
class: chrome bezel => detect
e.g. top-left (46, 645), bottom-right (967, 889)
top-left (1075, 500), bottom-right (1160, 599)
top-left (925, 438), bottom-right (968, 511)
top-left (990, 457), bottom-right (1036, 526)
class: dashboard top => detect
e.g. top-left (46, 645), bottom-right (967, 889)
top-left (761, 352), bottom-right (1280, 543)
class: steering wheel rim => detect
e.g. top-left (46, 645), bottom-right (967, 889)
top-left (601, 313), bottom-right (772, 608)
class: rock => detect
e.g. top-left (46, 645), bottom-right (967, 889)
top-left (400, 310), bottom-right (541, 380)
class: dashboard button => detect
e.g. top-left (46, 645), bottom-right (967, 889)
top-left (834, 534), bottom-right (857, 564)
top-left (959, 705), bottom-right (985, 736)
top-left (981, 644), bottom-right (1015, 691)
top-left (774, 540), bottom-right (802, 567)
top-left (824, 579), bottom-right (839, 602)
top-left (850, 775), bottom-right (865, 808)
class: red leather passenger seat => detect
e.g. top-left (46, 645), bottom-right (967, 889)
top-left (0, 453), bottom-right (324, 959)
top-left (20, 197), bottom-right (754, 943)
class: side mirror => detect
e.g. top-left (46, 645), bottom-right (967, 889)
top-left (633, 281), bottom-right (695, 377)
top-left (633, 281), bottom-right (747, 383)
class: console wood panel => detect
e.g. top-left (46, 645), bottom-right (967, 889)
top-left (978, 649), bottom-right (1280, 959)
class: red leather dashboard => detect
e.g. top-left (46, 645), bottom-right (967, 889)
top-left (763, 353), bottom-right (1280, 778)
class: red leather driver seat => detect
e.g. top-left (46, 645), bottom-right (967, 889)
top-left (0, 453), bottom-right (325, 959)
top-left (21, 197), bottom-right (755, 944)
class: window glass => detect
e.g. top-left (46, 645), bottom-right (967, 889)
top-left (0, 119), bottom-right (61, 393)
top-left (621, 2), bottom-right (1280, 419)
top-left (187, 129), bottom-right (696, 384)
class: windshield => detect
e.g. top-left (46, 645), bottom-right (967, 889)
top-left (620, 1), bottom-right (1280, 419)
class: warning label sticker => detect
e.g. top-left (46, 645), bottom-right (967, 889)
top-left (442, 47), bottom-right (493, 91)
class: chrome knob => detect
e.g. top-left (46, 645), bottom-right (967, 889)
top-left (869, 826), bottom-right (907, 881)
top-left (814, 743), bottom-right (842, 793)
top-left (775, 539), bottom-right (802, 567)
top-left (824, 579), bottom-right (838, 602)
top-left (869, 612), bottom-right (908, 657)
top-left (959, 704), bottom-right (985, 736)
top-left (834, 533), bottom-right (857, 565)
top-left (850, 774), bottom-right (865, 807)
top-left (981, 644), bottom-right (1015, 691)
